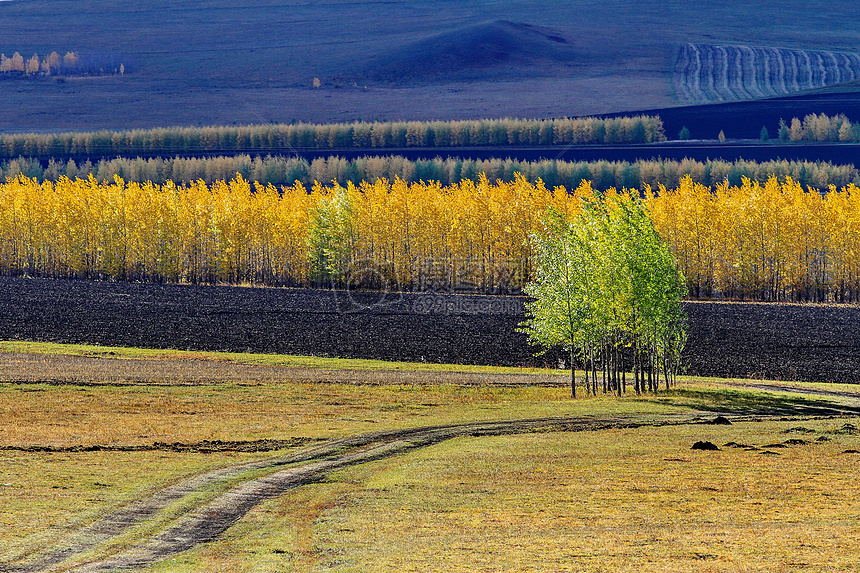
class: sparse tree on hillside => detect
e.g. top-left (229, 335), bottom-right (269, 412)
top-left (678, 126), bottom-right (691, 141)
top-left (25, 54), bottom-right (40, 75)
top-left (779, 119), bottom-right (790, 142)
top-left (45, 51), bottom-right (61, 73)
top-left (2, 52), bottom-right (25, 72)
top-left (789, 118), bottom-right (804, 142)
top-left (63, 51), bottom-right (79, 69)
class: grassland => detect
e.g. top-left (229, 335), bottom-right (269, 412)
top-left (1, 342), bottom-right (859, 572)
top-left (205, 421), bottom-right (860, 573)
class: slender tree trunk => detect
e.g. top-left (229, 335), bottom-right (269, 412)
top-left (602, 345), bottom-right (608, 394)
top-left (633, 339), bottom-right (640, 395)
top-left (583, 346), bottom-right (589, 396)
top-left (621, 354), bottom-right (626, 395)
top-left (664, 356), bottom-right (670, 390)
top-left (647, 354), bottom-right (654, 393)
top-left (570, 347), bottom-right (576, 398)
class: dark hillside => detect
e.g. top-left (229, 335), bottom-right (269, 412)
top-left (624, 88), bottom-right (860, 141)
top-left (350, 20), bottom-right (580, 84)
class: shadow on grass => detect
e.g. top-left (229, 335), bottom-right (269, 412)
top-left (643, 387), bottom-right (860, 417)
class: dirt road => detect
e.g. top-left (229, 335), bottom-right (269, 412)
top-left (7, 395), bottom-right (860, 573)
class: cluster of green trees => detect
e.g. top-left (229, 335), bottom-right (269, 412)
top-left (0, 116), bottom-right (665, 158)
top-left (3, 154), bottom-right (858, 190)
top-left (306, 186), bottom-right (356, 286)
top-left (519, 197), bottom-right (687, 397)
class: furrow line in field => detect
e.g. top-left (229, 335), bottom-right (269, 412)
top-left (675, 43), bottom-right (860, 103)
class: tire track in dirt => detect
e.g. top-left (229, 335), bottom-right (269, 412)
top-left (10, 400), bottom-right (860, 573)
top-left (5, 413), bottom-right (772, 573)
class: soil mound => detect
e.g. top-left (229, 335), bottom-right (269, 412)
top-left (353, 20), bottom-right (577, 83)
top-left (692, 441), bottom-right (720, 451)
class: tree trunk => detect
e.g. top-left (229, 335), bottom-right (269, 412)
top-left (583, 346), bottom-right (590, 396)
top-left (570, 347), bottom-right (576, 398)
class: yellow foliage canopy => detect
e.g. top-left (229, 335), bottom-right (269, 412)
top-left (1, 173), bottom-right (858, 301)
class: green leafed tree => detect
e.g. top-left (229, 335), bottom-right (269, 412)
top-left (306, 185), bottom-right (356, 286)
top-left (778, 119), bottom-right (790, 142)
top-left (516, 206), bottom-right (601, 397)
top-left (615, 198), bottom-right (688, 392)
top-left (519, 194), bottom-right (687, 397)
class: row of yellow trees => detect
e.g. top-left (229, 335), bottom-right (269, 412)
top-left (0, 174), bottom-right (573, 290)
top-left (1, 174), bottom-right (859, 301)
top-left (0, 51), bottom-right (84, 75)
top-left (649, 176), bottom-right (860, 302)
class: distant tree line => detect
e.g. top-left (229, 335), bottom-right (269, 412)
top-left (0, 51), bottom-right (126, 77)
top-left (0, 116), bottom-right (665, 158)
top-left (678, 113), bottom-right (860, 143)
top-left (2, 154), bottom-right (857, 190)
top-left (776, 113), bottom-right (860, 143)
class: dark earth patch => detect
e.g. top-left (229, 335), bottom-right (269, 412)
top-left (0, 437), bottom-right (319, 454)
top-left (691, 440), bottom-right (720, 450)
top-left (2, 277), bottom-right (860, 383)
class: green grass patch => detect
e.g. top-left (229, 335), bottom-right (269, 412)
top-left (0, 449), bottom-right (273, 564)
top-left (0, 340), bottom-right (564, 376)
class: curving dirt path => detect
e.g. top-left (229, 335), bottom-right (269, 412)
top-left (7, 397), bottom-right (860, 573)
top-left (1, 413), bottom-right (744, 573)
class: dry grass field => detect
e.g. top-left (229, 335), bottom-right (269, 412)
top-left (2, 0), bottom-right (860, 131)
top-left (1, 342), bottom-right (859, 572)
top-left (231, 422), bottom-right (860, 573)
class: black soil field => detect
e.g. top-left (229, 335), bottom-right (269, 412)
top-left (630, 89), bottom-right (860, 142)
top-left (1, 277), bottom-right (859, 384)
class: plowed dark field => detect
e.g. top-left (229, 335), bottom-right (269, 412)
top-left (0, 277), bottom-right (857, 384)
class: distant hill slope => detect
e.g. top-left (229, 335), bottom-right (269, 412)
top-left (347, 20), bottom-right (579, 84)
top-left (1, 0), bottom-right (860, 132)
